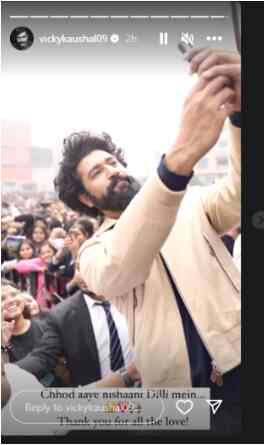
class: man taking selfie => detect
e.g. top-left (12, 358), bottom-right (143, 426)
top-left (55, 49), bottom-right (241, 431)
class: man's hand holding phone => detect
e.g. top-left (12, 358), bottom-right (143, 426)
top-left (164, 75), bottom-right (235, 176)
top-left (185, 48), bottom-right (241, 112)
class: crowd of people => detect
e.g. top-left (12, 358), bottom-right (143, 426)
top-left (2, 47), bottom-right (241, 434)
top-left (2, 199), bottom-right (97, 306)
top-left (1, 197), bottom-right (104, 385)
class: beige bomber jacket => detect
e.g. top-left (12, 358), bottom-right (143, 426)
top-left (78, 123), bottom-right (241, 387)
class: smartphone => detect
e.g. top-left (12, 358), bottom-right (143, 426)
top-left (178, 41), bottom-right (194, 55)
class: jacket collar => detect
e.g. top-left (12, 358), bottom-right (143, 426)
top-left (94, 217), bottom-right (117, 237)
top-left (77, 217), bottom-right (117, 264)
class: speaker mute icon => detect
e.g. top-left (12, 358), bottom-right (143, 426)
top-left (160, 32), bottom-right (168, 45)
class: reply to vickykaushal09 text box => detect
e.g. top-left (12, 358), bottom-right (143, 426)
top-left (8, 388), bottom-right (210, 434)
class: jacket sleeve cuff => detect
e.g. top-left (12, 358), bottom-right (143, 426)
top-left (157, 155), bottom-right (193, 191)
top-left (229, 112), bottom-right (241, 128)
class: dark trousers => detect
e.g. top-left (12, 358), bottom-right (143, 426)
top-left (210, 366), bottom-right (241, 434)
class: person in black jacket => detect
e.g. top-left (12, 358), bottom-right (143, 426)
top-left (1, 280), bottom-right (60, 386)
top-left (16, 288), bottom-right (133, 387)
top-left (63, 218), bottom-right (94, 296)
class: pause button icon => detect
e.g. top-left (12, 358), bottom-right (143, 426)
top-left (160, 32), bottom-right (168, 45)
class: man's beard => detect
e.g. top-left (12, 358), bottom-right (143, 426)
top-left (18, 41), bottom-right (28, 48)
top-left (88, 175), bottom-right (141, 213)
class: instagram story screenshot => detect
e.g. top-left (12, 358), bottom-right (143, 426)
top-left (0, 1), bottom-right (253, 443)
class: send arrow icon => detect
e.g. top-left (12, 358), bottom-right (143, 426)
top-left (206, 400), bottom-right (223, 415)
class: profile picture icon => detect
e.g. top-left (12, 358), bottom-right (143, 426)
top-left (10, 27), bottom-right (34, 50)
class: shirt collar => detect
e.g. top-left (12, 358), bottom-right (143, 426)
top-left (83, 293), bottom-right (108, 309)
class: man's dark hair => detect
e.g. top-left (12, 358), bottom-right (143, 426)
top-left (55, 131), bottom-right (127, 218)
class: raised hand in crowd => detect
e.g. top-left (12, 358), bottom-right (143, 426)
top-left (64, 228), bottom-right (84, 258)
top-left (49, 227), bottom-right (66, 241)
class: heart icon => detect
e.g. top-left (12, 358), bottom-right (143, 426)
top-left (176, 400), bottom-right (194, 415)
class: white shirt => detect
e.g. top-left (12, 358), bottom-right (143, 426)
top-left (83, 294), bottom-right (133, 377)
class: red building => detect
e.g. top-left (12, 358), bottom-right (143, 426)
top-left (2, 120), bottom-right (33, 191)
top-left (2, 121), bottom-right (53, 192)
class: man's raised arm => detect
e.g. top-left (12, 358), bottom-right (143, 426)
top-left (187, 48), bottom-right (241, 234)
top-left (79, 75), bottom-right (235, 297)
